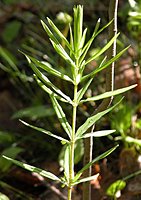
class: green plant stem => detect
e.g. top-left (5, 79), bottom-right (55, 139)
top-left (68, 82), bottom-right (78, 199)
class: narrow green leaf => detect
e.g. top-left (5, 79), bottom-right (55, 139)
top-left (85, 33), bottom-right (120, 65)
top-left (73, 5), bottom-right (83, 53)
top-left (41, 20), bottom-right (59, 44)
top-left (50, 94), bottom-right (72, 139)
top-left (69, 24), bottom-right (74, 53)
top-left (63, 145), bottom-right (70, 182)
top-left (2, 156), bottom-right (61, 182)
top-left (125, 136), bottom-right (141, 146)
top-left (81, 46), bottom-right (129, 82)
top-left (106, 179), bottom-right (126, 197)
top-left (24, 56), bottom-right (72, 103)
top-left (78, 130), bottom-right (116, 139)
top-left (34, 75), bottom-right (69, 103)
top-left (77, 78), bottom-right (93, 102)
top-left (80, 18), bottom-right (101, 63)
top-left (79, 28), bottom-right (87, 49)
top-left (80, 84), bottom-right (137, 103)
top-left (72, 173), bottom-right (99, 185)
top-left (95, 19), bottom-right (113, 37)
top-left (73, 145), bottom-right (118, 182)
top-left (0, 47), bottom-right (18, 71)
top-left (76, 98), bottom-right (123, 137)
top-left (47, 17), bottom-right (71, 50)
top-left (0, 147), bottom-right (23, 172)
top-left (20, 120), bottom-right (69, 143)
top-left (22, 53), bottom-right (73, 83)
top-left (12, 105), bottom-right (55, 120)
top-left (50, 39), bottom-right (75, 68)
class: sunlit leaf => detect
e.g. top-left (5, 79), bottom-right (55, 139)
top-left (0, 147), bottom-right (23, 172)
top-left (47, 17), bottom-right (71, 50)
top-left (80, 18), bottom-right (101, 63)
top-left (41, 20), bottom-right (59, 45)
top-left (20, 120), bottom-right (69, 143)
top-left (106, 179), bottom-right (126, 197)
top-left (79, 28), bottom-right (87, 49)
top-left (76, 98), bottom-right (123, 137)
top-left (80, 84), bottom-right (137, 103)
top-left (85, 33), bottom-right (120, 65)
top-left (72, 173), bottom-right (99, 185)
top-left (34, 75), bottom-right (69, 103)
top-left (78, 130), bottom-right (116, 139)
top-left (73, 145), bottom-right (118, 182)
top-left (24, 56), bottom-right (72, 103)
top-left (73, 5), bottom-right (83, 54)
top-left (3, 156), bottom-right (62, 182)
top-left (50, 39), bottom-right (75, 68)
top-left (0, 192), bottom-right (10, 200)
top-left (50, 94), bottom-right (72, 139)
top-left (77, 78), bottom-right (93, 102)
top-left (81, 46), bottom-right (129, 82)
top-left (22, 53), bottom-right (73, 83)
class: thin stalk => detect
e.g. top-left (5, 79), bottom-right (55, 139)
top-left (68, 60), bottom-right (79, 199)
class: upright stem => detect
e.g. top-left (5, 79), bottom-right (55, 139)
top-left (68, 65), bottom-right (78, 199)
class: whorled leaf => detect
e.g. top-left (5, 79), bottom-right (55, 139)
top-left (2, 156), bottom-right (62, 182)
top-left (81, 46), bottom-right (130, 82)
top-left (22, 53), bottom-right (73, 83)
top-left (80, 84), bottom-right (137, 103)
top-left (20, 120), bottom-right (69, 143)
top-left (77, 130), bottom-right (116, 139)
top-left (85, 33), bottom-right (120, 65)
top-left (24, 56), bottom-right (72, 104)
top-left (50, 94), bottom-right (72, 139)
top-left (72, 173), bottom-right (99, 185)
top-left (73, 145), bottom-right (118, 182)
top-left (34, 75), bottom-right (69, 103)
top-left (47, 17), bottom-right (71, 50)
top-left (77, 78), bottom-right (93, 102)
top-left (76, 98), bottom-right (123, 138)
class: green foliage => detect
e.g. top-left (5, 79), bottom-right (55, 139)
top-left (0, 147), bottom-right (23, 172)
top-left (106, 180), bottom-right (126, 199)
top-left (110, 100), bottom-right (141, 148)
top-left (2, 20), bottom-right (22, 43)
top-left (127, 0), bottom-right (141, 38)
top-left (12, 105), bottom-right (55, 120)
top-left (2, 5), bottom-right (136, 200)
top-left (0, 193), bottom-right (10, 200)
